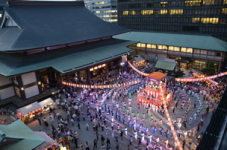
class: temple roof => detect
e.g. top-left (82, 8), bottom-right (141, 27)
top-left (0, 1), bottom-right (130, 51)
top-left (114, 31), bottom-right (227, 52)
top-left (0, 39), bottom-right (134, 76)
top-left (0, 120), bottom-right (45, 150)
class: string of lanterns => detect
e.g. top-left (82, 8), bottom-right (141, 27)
top-left (61, 80), bottom-right (141, 89)
top-left (123, 55), bottom-right (183, 149)
top-left (175, 72), bottom-right (227, 82)
top-left (122, 56), bottom-right (149, 76)
top-left (192, 69), bottom-right (218, 85)
top-left (163, 99), bottom-right (183, 150)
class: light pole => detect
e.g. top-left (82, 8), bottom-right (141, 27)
top-left (120, 62), bottom-right (125, 73)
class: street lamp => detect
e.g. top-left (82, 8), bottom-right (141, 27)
top-left (120, 62), bottom-right (125, 72)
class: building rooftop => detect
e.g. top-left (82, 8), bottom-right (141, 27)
top-left (147, 72), bottom-right (166, 80)
top-left (155, 60), bottom-right (176, 71)
top-left (114, 31), bottom-right (227, 52)
top-left (0, 1), bottom-right (130, 51)
top-left (0, 120), bottom-right (45, 150)
top-left (0, 38), bottom-right (134, 76)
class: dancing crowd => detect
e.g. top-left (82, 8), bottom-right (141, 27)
top-left (30, 69), bottom-right (226, 150)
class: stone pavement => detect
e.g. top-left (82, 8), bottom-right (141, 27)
top-left (0, 114), bottom-right (16, 125)
top-left (24, 84), bottom-right (216, 150)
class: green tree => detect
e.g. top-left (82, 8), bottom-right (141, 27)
top-left (175, 69), bottom-right (185, 78)
top-left (202, 61), bottom-right (216, 75)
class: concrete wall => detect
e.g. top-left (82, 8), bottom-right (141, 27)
top-left (0, 86), bottom-right (15, 100)
top-left (24, 85), bottom-right (39, 99)
top-left (0, 75), bottom-right (11, 86)
top-left (21, 72), bottom-right (37, 85)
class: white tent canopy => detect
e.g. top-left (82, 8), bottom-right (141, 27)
top-left (134, 55), bottom-right (144, 63)
top-left (17, 101), bottom-right (41, 115)
top-left (35, 131), bottom-right (58, 150)
top-left (39, 98), bottom-right (54, 108)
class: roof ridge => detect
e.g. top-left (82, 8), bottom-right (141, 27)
top-left (8, 0), bottom-right (85, 7)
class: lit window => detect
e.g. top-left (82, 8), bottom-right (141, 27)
top-left (129, 11), bottom-right (136, 15)
top-left (201, 18), bottom-right (219, 24)
top-left (137, 43), bottom-right (146, 47)
top-left (123, 11), bottom-right (129, 15)
top-left (151, 44), bottom-right (156, 49)
top-left (203, 0), bottom-right (215, 5)
top-left (160, 2), bottom-right (168, 7)
top-left (169, 46), bottom-right (174, 51)
top-left (185, 0), bottom-right (201, 6)
top-left (174, 47), bottom-right (180, 51)
top-left (163, 45), bottom-right (168, 50)
top-left (169, 9), bottom-right (183, 15)
top-left (103, 19), bottom-right (118, 22)
top-left (222, 8), bottom-right (227, 14)
top-left (104, 10), bottom-right (117, 13)
top-left (147, 44), bottom-right (156, 49)
top-left (96, 11), bottom-right (101, 14)
top-left (181, 47), bottom-right (187, 52)
top-left (98, 15), bottom-right (118, 18)
top-left (224, 0), bottom-right (227, 4)
top-left (147, 44), bottom-right (151, 48)
top-left (159, 9), bottom-right (168, 15)
top-left (186, 48), bottom-right (193, 53)
top-left (192, 18), bottom-right (200, 23)
top-left (182, 47), bottom-right (193, 53)
top-left (140, 43), bottom-right (146, 48)
top-left (94, 1), bottom-right (108, 5)
top-left (141, 10), bottom-right (154, 15)
top-left (157, 45), bottom-right (163, 49)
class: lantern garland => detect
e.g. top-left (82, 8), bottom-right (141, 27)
top-left (192, 69), bottom-right (218, 85)
top-left (123, 55), bottom-right (183, 149)
top-left (62, 80), bottom-right (141, 89)
top-left (122, 56), bottom-right (149, 76)
top-left (163, 99), bottom-right (183, 150)
top-left (175, 72), bottom-right (227, 82)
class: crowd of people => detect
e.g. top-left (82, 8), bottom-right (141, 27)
top-left (26, 68), bottom-right (226, 150)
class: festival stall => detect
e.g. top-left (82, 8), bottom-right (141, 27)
top-left (17, 101), bottom-right (42, 123)
top-left (133, 55), bottom-right (146, 68)
top-left (35, 131), bottom-right (58, 150)
top-left (39, 97), bottom-right (55, 113)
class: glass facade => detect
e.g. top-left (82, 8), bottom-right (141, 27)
top-left (85, 0), bottom-right (118, 23)
top-left (117, 0), bottom-right (227, 41)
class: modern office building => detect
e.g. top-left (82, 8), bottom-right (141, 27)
top-left (117, 0), bottom-right (227, 41)
top-left (84, 0), bottom-right (118, 23)
top-left (0, 0), bottom-right (6, 18)
top-left (197, 87), bottom-right (227, 150)
top-left (114, 31), bottom-right (227, 71)
top-left (0, 0), bottom-right (132, 107)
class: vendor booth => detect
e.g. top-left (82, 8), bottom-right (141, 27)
top-left (17, 101), bottom-right (42, 123)
top-left (35, 131), bottom-right (58, 150)
top-left (39, 97), bottom-right (55, 113)
top-left (133, 55), bottom-right (145, 68)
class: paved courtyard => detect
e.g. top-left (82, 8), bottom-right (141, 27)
top-left (25, 76), bottom-right (217, 150)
